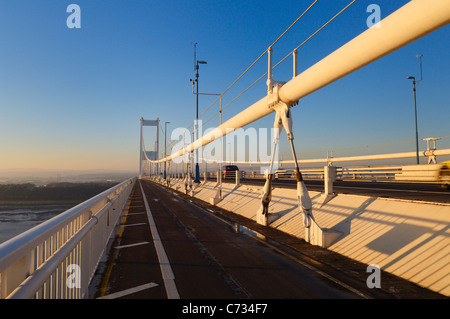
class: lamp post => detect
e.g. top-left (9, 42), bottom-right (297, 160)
top-left (407, 76), bottom-right (419, 164)
top-left (195, 60), bottom-right (207, 183)
top-left (407, 54), bottom-right (423, 165)
top-left (164, 121), bottom-right (170, 179)
top-left (190, 43), bottom-right (207, 183)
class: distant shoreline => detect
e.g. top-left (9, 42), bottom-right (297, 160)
top-left (0, 182), bottom-right (119, 206)
top-left (0, 200), bottom-right (80, 206)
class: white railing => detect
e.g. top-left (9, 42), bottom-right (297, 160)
top-left (168, 163), bottom-right (447, 184)
top-left (264, 166), bottom-right (402, 182)
top-left (168, 146), bottom-right (450, 183)
top-left (243, 165), bottom-right (443, 183)
top-left (230, 147), bottom-right (450, 183)
top-left (0, 177), bottom-right (136, 299)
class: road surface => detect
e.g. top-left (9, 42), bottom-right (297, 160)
top-left (93, 179), bottom-right (444, 302)
top-left (235, 178), bottom-right (450, 203)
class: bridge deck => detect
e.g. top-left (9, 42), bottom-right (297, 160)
top-left (90, 179), bottom-right (445, 300)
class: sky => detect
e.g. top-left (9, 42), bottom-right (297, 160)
top-left (0, 0), bottom-right (449, 174)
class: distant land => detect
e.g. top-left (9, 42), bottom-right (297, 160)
top-left (0, 169), bottom-right (136, 186)
top-left (0, 181), bottom-right (125, 205)
top-left (0, 169), bottom-right (136, 204)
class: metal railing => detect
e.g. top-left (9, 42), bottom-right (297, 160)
top-left (0, 177), bottom-right (136, 299)
top-left (244, 165), bottom-right (443, 183)
top-left (170, 145), bottom-right (450, 184)
top-left (166, 163), bottom-right (448, 184)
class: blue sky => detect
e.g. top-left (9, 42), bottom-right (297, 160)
top-left (0, 0), bottom-right (449, 173)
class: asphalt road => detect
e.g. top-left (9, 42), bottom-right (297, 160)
top-left (234, 178), bottom-right (450, 203)
top-left (93, 179), bottom-right (445, 302)
top-left (96, 180), bottom-right (358, 299)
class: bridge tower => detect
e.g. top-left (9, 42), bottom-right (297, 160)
top-left (140, 117), bottom-right (160, 178)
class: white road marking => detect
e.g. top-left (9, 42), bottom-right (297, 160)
top-left (115, 242), bottom-right (149, 249)
top-left (122, 223), bottom-right (147, 227)
top-left (140, 181), bottom-right (180, 299)
top-left (97, 282), bottom-right (159, 299)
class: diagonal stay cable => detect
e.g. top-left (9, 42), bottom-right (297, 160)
top-left (274, 0), bottom-right (357, 69)
top-left (193, 0), bottom-right (319, 125)
top-left (194, 0), bottom-right (357, 134)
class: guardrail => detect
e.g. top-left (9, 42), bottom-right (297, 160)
top-left (270, 166), bottom-right (403, 182)
top-left (265, 165), bottom-right (444, 183)
top-left (166, 147), bottom-right (450, 185)
top-left (171, 165), bottom-right (444, 183)
top-left (163, 162), bottom-right (449, 199)
top-left (0, 177), bottom-right (136, 299)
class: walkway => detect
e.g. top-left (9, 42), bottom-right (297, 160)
top-left (91, 179), bottom-right (445, 299)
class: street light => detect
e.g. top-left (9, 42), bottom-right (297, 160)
top-left (164, 121), bottom-right (170, 179)
top-left (196, 60), bottom-right (207, 183)
top-left (191, 55), bottom-right (207, 183)
top-left (406, 76), bottom-right (419, 164)
top-left (407, 55), bottom-right (423, 165)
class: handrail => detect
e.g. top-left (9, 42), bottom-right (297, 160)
top-left (0, 177), bottom-right (137, 299)
top-left (168, 163), bottom-right (448, 185)
top-left (5, 212), bottom-right (100, 299)
top-left (197, 148), bottom-right (450, 165)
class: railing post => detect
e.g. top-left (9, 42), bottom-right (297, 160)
top-left (218, 169), bottom-right (222, 199)
top-left (324, 165), bottom-right (336, 195)
top-left (317, 165), bottom-right (337, 207)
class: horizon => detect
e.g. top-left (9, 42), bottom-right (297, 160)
top-left (0, 167), bottom-right (136, 185)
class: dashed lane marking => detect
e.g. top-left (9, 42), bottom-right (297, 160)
top-left (140, 181), bottom-right (180, 299)
top-left (121, 222), bottom-right (147, 227)
top-left (114, 242), bottom-right (150, 249)
top-left (97, 282), bottom-right (159, 299)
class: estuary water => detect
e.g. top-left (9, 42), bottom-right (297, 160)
top-left (0, 204), bottom-right (74, 244)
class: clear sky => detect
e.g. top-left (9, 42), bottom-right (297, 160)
top-left (1, 0), bottom-right (449, 174)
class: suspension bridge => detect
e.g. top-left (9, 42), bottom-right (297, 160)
top-left (0, 0), bottom-right (449, 301)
